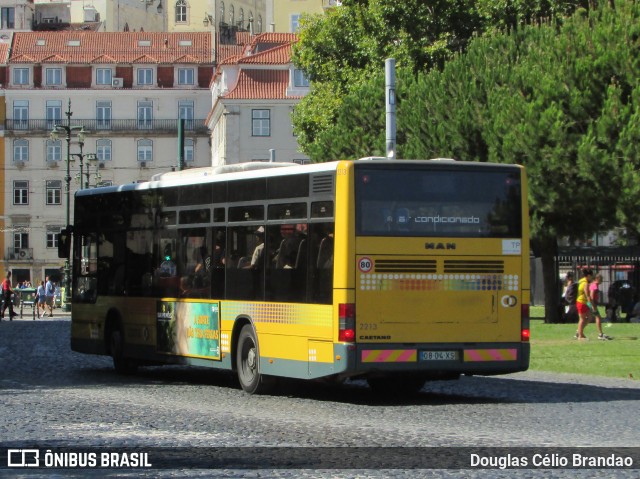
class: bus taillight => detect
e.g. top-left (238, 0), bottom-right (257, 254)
top-left (521, 303), bottom-right (530, 342)
top-left (339, 303), bottom-right (355, 342)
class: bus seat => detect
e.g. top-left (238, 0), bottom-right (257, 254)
top-left (237, 256), bottom-right (251, 269)
top-left (316, 236), bottom-right (334, 269)
top-left (295, 239), bottom-right (307, 269)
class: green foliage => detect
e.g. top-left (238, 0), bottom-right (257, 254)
top-left (292, 0), bottom-right (484, 154)
top-left (292, 0), bottom-right (591, 159)
top-left (401, 1), bottom-right (640, 245)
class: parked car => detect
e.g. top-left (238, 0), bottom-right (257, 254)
top-left (606, 280), bottom-right (636, 322)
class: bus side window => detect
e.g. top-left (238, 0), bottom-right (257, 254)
top-left (311, 223), bottom-right (334, 304)
top-left (226, 226), bottom-right (263, 300)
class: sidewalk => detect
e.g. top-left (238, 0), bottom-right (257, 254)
top-left (0, 307), bottom-right (69, 321)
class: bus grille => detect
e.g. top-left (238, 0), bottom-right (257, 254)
top-left (444, 260), bottom-right (504, 274)
top-left (375, 259), bottom-right (437, 273)
top-left (311, 174), bottom-right (334, 194)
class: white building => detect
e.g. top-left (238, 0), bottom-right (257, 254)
top-left (207, 32), bottom-right (309, 166)
top-left (3, 31), bottom-right (214, 284)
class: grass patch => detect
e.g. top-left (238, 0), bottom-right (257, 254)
top-left (530, 320), bottom-right (639, 380)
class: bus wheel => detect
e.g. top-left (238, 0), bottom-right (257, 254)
top-left (367, 376), bottom-right (425, 395)
top-left (236, 324), bottom-right (273, 394)
top-left (110, 329), bottom-right (137, 375)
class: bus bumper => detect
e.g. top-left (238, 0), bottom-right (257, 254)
top-left (336, 342), bottom-right (530, 377)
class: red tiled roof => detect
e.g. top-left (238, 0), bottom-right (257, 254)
top-left (239, 43), bottom-right (292, 65)
top-left (250, 33), bottom-right (298, 48)
top-left (216, 44), bottom-right (244, 64)
top-left (224, 70), bottom-right (300, 100)
top-left (9, 32), bottom-right (213, 64)
top-left (0, 43), bottom-right (10, 63)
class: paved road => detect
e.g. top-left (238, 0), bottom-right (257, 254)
top-left (1, 316), bottom-right (639, 478)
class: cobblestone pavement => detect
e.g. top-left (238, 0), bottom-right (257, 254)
top-left (1, 317), bottom-right (639, 478)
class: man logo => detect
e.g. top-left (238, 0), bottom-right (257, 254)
top-left (501, 295), bottom-right (518, 308)
top-left (424, 242), bottom-right (456, 250)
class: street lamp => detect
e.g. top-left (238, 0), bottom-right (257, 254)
top-left (50, 99), bottom-right (84, 313)
top-left (74, 153), bottom-right (100, 190)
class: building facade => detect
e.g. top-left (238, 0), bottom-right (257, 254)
top-left (207, 32), bottom-right (309, 166)
top-left (31, 0), bottom-right (267, 35)
top-left (3, 31), bottom-right (214, 284)
top-left (266, 0), bottom-right (338, 33)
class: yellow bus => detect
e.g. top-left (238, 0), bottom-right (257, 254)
top-left (69, 158), bottom-right (530, 394)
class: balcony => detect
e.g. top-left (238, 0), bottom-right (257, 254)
top-left (7, 248), bottom-right (34, 261)
top-left (5, 119), bottom-right (209, 134)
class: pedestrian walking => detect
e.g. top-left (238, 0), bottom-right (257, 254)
top-left (575, 268), bottom-right (594, 340)
top-left (1, 271), bottom-right (18, 320)
top-left (45, 276), bottom-right (55, 317)
top-left (36, 280), bottom-right (46, 319)
top-left (590, 273), bottom-right (612, 340)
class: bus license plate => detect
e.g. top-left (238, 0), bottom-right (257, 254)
top-left (420, 351), bottom-right (458, 361)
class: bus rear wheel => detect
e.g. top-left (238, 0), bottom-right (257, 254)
top-left (110, 329), bottom-right (137, 375)
top-left (236, 324), bottom-right (273, 394)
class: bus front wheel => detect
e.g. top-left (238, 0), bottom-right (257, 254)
top-left (236, 324), bottom-right (273, 394)
top-left (110, 329), bottom-right (137, 375)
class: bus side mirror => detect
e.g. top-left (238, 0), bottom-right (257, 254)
top-left (58, 226), bottom-right (72, 259)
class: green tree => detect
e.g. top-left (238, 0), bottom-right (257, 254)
top-left (292, 0), bottom-right (483, 154)
top-left (400, 1), bottom-right (639, 321)
top-left (294, 1), bottom-right (639, 321)
top-left (292, 0), bottom-right (589, 158)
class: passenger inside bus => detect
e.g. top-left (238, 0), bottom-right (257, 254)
top-left (248, 226), bottom-right (265, 269)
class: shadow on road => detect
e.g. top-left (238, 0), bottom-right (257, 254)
top-left (2, 319), bottom-right (639, 406)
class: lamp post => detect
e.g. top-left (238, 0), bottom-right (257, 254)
top-left (74, 153), bottom-right (100, 190)
top-left (50, 99), bottom-right (84, 313)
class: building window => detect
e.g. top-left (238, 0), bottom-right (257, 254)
top-left (14, 231), bottom-right (28, 249)
top-left (96, 68), bottom-right (112, 85)
top-left (175, 0), bottom-right (187, 23)
top-left (1, 7), bottom-right (15, 28)
top-left (137, 68), bottom-right (153, 85)
top-left (293, 159), bottom-right (311, 165)
top-left (291, 14), bottom-right (301, 32)
top-left (184, 138), bottom-right (194, 162)
top-left (14, 180), bottom-right (29, 205)
top-left (45, 68), bottom-right (62, 86)
top-left (46, 140), bottom-right (62, 162)
top-left (13, 68), bottom-right (29, 85)
top-left (46, 100), bottom-right (62, 129)
top-left (239, 8), bottom-right (244, 27)
top-left (178, 100), bottom-right (194, 128)
top-left (13, 139), bottom-right (29, 162)
top-left (252, 109), bottom-right (270, 137)
top-left (177, 68), bottom-right (194, 85)
top-left (137, 139), bottom-right (153, 162)
top-left (46, 228), bottom-right (61, 248)
top-left (137, 101), bottom-right (153, 129)
top-left (257, 15), bottom-right (262, 33)
top-left (294, 69), bottom-right (310, 87)
top-left (229, 5), bottom-right (234, 25)
top-left (46, 180), bottom-right (62, 205)
top-left (96, 100), bottom-right (112, 129)
top-left (13, 100), bottom-right (28, 129)
top-left (96, 139), bottom-right (112, 162)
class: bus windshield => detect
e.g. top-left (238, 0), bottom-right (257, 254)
top-left (355, 164), bottom-right (522, 238)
